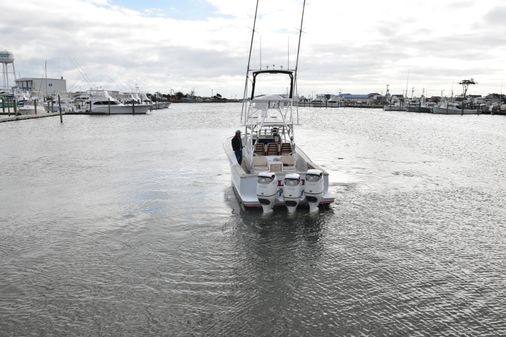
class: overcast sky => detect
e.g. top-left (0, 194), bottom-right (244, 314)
top-left (1, 0), bottom-right (505, 97)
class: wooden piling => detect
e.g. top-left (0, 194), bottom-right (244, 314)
top-left (108, 97), bottom-right (111, 115)
top-left (58, 95), bottom-right (63, 123)
top-left (34, 99), bottom-right (37, 115)
top-left (132, 101), bottom-right (135, 114)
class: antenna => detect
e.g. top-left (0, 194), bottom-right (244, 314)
top-left (287, 37), bottom-right (290, 71)
top-left (294, 0), bottom-right (306, 125)
top-left (259, 35), bottom-right (262, 70)
top-left (404, 70), bottom-right (410, 97)
top-left (240, 0), bottom-right (259, 124)
top-left (293, 0), bottom-right (306, 92)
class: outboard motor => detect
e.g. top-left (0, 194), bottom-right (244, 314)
top-left (283, 173), bottom-right (303, 213)
top-left (256, 172), bottom-right (277, 213)
top-left (304, 169), bottom-right (324, 212)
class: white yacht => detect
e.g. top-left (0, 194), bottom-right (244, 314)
top-left (85, 91), bottom-right (150, 114)
top-left (432, 101), bottom-right (479, 114)
top-left (224, 1), bottom-right (334, 213)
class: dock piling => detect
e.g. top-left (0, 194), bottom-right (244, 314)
top-left (58, 95), bottom-right (63, 123)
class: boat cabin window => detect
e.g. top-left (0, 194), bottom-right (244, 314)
top-left (258, 176), bottom-right (274, 184)
top-left (284, 178), bottom-right (300, 186)
top-left (93, 101), bottom-right (119, 105)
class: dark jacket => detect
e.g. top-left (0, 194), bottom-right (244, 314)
top-left (231, 135), bottom-right (242, 152)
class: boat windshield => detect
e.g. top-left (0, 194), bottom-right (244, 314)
top-left (93, 101), bottom-right (119, 105)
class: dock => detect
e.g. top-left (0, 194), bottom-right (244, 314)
top-left (0, 112), bottom-right (63, 123)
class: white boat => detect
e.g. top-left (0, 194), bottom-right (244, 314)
top-left (224, 1), bottom-right (334, 213)
top-left (151, 100), bottom-right (171, 110)
top-left (432, 101), bottom-right (479, 114)
top-left (139, 93), bottom-right (171, 110)
top-left (16, 92), bottom-right (48, 115)
top-left (384, 102), bottom-right (405, 111)
top-left (85, 91), bottom-right (150, 114)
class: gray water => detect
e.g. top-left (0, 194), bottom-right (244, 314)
top-left (0, 104), bottom-right (505, 336)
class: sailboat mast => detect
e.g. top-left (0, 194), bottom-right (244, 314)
top-left (241, 0), bottom-right (259, 124)
top-left (45, 60), bottom-right (48, 98)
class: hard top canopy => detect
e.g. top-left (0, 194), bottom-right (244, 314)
top-left (250, 70), bottom-right (294, 100)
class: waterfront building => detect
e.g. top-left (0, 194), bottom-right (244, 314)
top-left (15, 77), bottom-right (67, 96)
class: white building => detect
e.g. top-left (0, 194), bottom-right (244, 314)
top-left (15, 77), bottom-right (67, 96)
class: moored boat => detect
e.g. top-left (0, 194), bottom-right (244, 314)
top-left (432, 101), bottom-right (480, 114)
top-left (85, 91), bottom-right (150, 114)
top-left (16, 92), bottom-right (47, 115)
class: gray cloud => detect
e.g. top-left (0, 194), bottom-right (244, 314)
top-left (484, 6), bottom-right (506, 24)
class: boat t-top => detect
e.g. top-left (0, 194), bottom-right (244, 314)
top-left (224, 0), bottom-right (334, 213)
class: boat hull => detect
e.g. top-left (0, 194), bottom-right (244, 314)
top-left (17, 104), bottom-right (48, 115)
top-left (224, 137), bottom-right (334, 209)
top-left (88, 104), bottom-right (150, 114)
top-left (432, 106), bottom-right (480, 115)
top-left (151, 102), bottom-right (171, 110)
top-left (383, 105), bottom-right (405, 111)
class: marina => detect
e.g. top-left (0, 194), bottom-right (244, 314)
top-left (2, 0), bottom-right (506, 335)
top-left (1, 104), bottom-right (505, 336)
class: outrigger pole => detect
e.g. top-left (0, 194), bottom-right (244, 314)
top-left (240, 0), bottom-right (260, 124)
top-left (293, 0), bottom-right (306, 125)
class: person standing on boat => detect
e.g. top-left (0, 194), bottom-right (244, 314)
top-left (232, 130), bottom-right (243, 165)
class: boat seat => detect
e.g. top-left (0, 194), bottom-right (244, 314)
top-left (280, 142), bottom-right (293, 155)
top-left (254, 143), bottom-right (266, 155)
top-left (270, 163), bottom-right (283, 173)
top-left (281, 155), bottom-right (295, 167)
top-left (253, 156), bottom-right (269, 172)
top-left (266, 143), bottom-right (279, 156)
